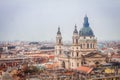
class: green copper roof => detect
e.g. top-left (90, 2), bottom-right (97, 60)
top-left (79, 16), bottom-right (94, 36)
top-left (79, 27), bottom-right (94, 36)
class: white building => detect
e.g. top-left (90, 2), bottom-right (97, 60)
top-left (55, 15), bottom-right (106, 69)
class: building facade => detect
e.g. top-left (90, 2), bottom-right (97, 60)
top-left (55, 15), bottom-right (106, 69)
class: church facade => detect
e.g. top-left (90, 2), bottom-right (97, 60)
top-left (55, 15), bottom-right (106, 69)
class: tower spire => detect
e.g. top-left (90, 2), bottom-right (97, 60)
top-left (73, 24), bottom-right (78, 34)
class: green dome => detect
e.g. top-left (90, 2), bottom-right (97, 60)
top-left (79, 27), bottom-right (94, 36)
top-left (79, 15), bottom-right (94, 36)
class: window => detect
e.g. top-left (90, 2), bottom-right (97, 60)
top-left (80, 44), bottom-right (82, 49)
top-left (76, 47), bottom-right (78, 49)
top-left (59, 50), bottom-right (61, 54)
top-left (87, 43), bottom-right (89, 49)
top-left (77, 52), bottom-right (79, 57)
top-left (76, 39), bottom-right (78, 44)
top-left (59, 39), bottom-right (61, 44)
top-left (62, 61), bottom-right (65, 68)
top-left (83, 44), bottom-right (85, 48)
top-left (91, 43), bottom-right (92, 48)
top-left (77, 63), bottom-right (79, 67)
top-left (84, 36), bottom-right (86, 39)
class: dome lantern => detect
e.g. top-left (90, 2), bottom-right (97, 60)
top-left (83, 15), bottom-right (89, 27)
top-left (57, 27), bottom-right (61, 35)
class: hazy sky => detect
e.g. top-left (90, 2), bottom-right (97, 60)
top-left (0, 0), bottom-right (120, 41)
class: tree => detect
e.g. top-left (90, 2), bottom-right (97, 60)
top-left (24, 66), bottom-right (39, 75)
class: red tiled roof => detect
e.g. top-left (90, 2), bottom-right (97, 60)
top-left (64, 72), bottom-right (74, 75)
top-left (49, 55), bottom-right (54, 59)
top-left (45, 62), bottom-right (59, 69)
top-left (112, 55), bottom-right (120, 58)
top-left (76, 66), bottom-right (93, 74)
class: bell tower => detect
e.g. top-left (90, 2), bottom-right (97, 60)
top-left (72, 24), bottom-right (79, 45)
top-left (70, 25), bottom-right (81, 68)
top-left (56, 27), bottom-right (62, 46)
top-left (55, 27), bottom-right (63, 61)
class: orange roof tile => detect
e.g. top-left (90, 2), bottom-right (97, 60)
top-left (49, 55), bottom-right (55, 59)
top-left (65, 72), bottom-right (74, 75)
top-left (76, 66), bottom-right (93, 74)
top-left (112, 55), bottom-right (120, 58)
top-left (45, 62), bottom-right (59, 69)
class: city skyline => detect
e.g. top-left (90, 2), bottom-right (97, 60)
top-left (0, 0), bottom-right (120, 41)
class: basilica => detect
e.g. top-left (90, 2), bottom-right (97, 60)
top-left (55, 15), bottom-right (106, 69)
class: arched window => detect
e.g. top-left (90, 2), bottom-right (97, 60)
top-left (91, 43), bottom-right (92, 48)
top-left (80, 44), bottom-right (82, 49)
top-left (59, 50), bottom-right (61, 54)
top-left (87, 43), bottom-right (89, 49)
top-left (76, 47), bottom-right (78, 49)
top-left (84, 36), bottom-right (86, 39)
top-left (62, 61), bottom-right (65, 68)
top-left (59, 39), bottom-right (61, 44)
top-left (83, 44), bottom-right (85, 48)
top-left (77, 63), bottom-right (79, 67)
top-left (77, 52), bottom-right (79, 57)
top-left (76, 39), bottom-right (78, 44)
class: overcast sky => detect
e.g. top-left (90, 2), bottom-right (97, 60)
top-left (0, 0), bottom-right (120, 41)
